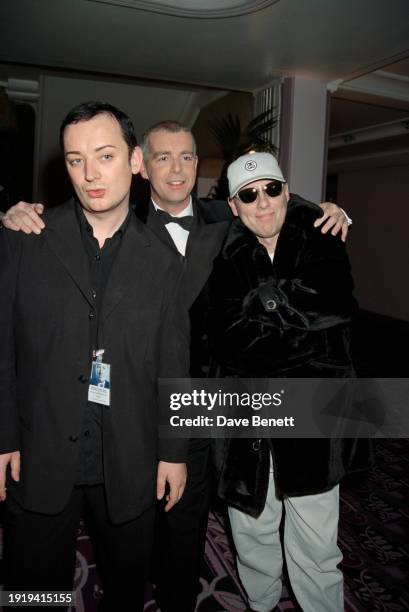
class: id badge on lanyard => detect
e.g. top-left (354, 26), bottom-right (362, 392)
top-left (88, 349), bottom-right (111, 406)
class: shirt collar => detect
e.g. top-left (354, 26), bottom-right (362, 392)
top-left (151, 196), bottom-right (193, 217)
top-left (75, 201), bottom-right (131, 239)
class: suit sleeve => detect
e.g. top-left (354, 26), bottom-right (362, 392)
top-left (0, 228), bottom-right (20, 453)
top-left (157, 262), bottom-right (190, 463)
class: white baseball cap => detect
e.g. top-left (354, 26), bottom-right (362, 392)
top-left (227, 152), bottom-right (285, 198)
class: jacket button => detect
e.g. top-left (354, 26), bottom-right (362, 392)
top-left (252, 439), bottom-right (261, 451)
top-left (69, 435), bottom-right (78, 442)
top-left (89, 311), bottom-right (95, 320)
top-left (78, 374), bottom-right (88, 384)
top-left (265, 299), bottom-right (277, 311)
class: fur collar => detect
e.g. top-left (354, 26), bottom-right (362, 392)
top-left (221, 196), bottom-right (321, 263)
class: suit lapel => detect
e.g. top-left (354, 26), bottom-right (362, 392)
top-left (185, 210), bottom-right (211, 261)
top-left (184, 203), bottom-right (229, 305)
top-left (133, 198), bottom-right (229, 306)
top-left (100, 214), bottom-right (151, 322)
top-left (146, 201), bottom-right (180, 253)
top-left (43, 201), bottom-right (93, 307)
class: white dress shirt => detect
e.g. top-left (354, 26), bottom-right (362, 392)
top-left (152, 197), bottom-right (193, 256)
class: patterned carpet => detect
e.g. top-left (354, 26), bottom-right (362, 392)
top-left (1, 439), bottom-right (402, 612)
top-left (340, 439), bottom-right (409, 612)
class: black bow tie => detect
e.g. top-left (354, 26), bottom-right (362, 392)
top-left (156, 209), bottom-right (194, 231)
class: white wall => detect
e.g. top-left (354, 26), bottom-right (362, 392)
top-left (280, 77), bottom-right (328, 203)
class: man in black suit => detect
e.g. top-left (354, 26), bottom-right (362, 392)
top-left (0, 102), bottom-right (189, 611)
top-left (138, 122), bottom-right (231, 612)
top-left (2, 120), bottom-right (349, 612)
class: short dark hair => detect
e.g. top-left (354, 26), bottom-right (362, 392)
top-left (59, 101), bottom-right (137, 157)
top-left (141, 120), bottom-right (196, 160)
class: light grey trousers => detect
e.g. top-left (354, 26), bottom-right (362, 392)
top-left (228, 470), bottom-right (343, 612)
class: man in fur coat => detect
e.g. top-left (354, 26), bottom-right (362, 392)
top-left (193, 152), bottom-right (370, 612)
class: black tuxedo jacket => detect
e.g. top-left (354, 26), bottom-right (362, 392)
top-left (0, 200), bottom-right (189, 523)
top-left (134, 197), bottom-right (232, 307)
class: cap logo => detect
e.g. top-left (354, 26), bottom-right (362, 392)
top-left (245, 160), bottom-right (257, 171)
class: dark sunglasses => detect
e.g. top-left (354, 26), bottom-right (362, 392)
top-left (235, 180), bottom-right (284, 204)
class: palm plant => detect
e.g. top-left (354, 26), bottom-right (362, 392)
top-left (208, 108), bottom-right (279, 199)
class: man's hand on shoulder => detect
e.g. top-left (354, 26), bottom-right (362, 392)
top-left (2, 201), bottom-right (45, 234)
top-left (315, 202), bottom-right (350, 242)
top-left (157, 460), bottom-right (187, 512)
top-left (0, 451), bottom-right (20, 501)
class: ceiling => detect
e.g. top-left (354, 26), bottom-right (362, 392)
top-left (1, 0), bottom-right (409, 179)
top-left (1, 0), bottom-right (409, 92)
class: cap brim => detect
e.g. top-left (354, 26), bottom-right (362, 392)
top-left (231, 174), bottom-right (285, 198)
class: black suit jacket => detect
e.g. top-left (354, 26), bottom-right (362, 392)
top-left (0, 200), bottom-right (189, 522)
top-left (134, 197), bottom-right (232, 307)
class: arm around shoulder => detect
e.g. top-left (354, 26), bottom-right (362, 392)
top-left (2, 202), bottom-right (45, 234)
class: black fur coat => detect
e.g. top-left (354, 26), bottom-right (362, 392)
top-left (190, 197), bottom-right (371, 517)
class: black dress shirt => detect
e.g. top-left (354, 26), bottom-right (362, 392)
top-left (75, 203), bottom-right (130, 485)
